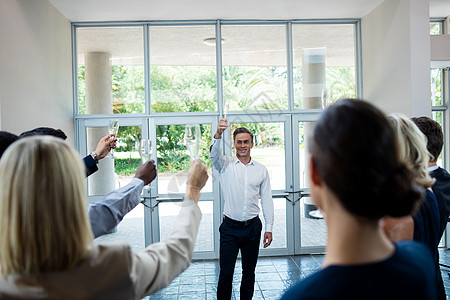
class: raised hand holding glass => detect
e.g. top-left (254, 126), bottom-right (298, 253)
top-left (108, 119), bottom-right (119, 158)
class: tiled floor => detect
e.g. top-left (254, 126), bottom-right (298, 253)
top-left (143, 248), bottom-right (450, 300)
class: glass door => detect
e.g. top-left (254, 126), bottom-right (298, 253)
top-left (223, 114), bottom-right (293, 256)
top-left (145, 116), bottom-right (219, 259)
top-left (78, 117), bottom-right (148, 253)
top-left (292, 114), bottom-right (326, 254)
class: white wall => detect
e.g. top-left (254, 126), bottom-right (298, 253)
top-left (0, 0), bottom-right (74, 144)
top-left (361, 0), bottom-right (431, 117)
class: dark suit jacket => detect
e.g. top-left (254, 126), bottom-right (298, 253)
top-left (430, 167), bottom-right (450, 240)
top-left (83, 155), bottom-right (99, 177)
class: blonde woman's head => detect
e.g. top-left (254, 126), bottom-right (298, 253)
top-left (0, 136), bottom-right (93, 276)
top-left (389, 114), bottom-right (435, 188)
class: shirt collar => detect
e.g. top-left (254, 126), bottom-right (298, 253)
top-left (234, 156), bottom-right (255, 166)
top-left (428, 165), bottom-right (439, 172)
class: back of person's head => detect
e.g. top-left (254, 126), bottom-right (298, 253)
top-left (389, 114), bottom-right (435, 188)
top-left (233, 127), bottom-right (254, 142)
top-left (0, 136), bottom-right (93, 276)
top-left (310, 99), bottom-right (422, 219)
top-left (0, 131), bottom-right (19, 158)
top-left (19, 127), bottom-right (67, 140)
top-left (411, 116), bottom-right (443, 163)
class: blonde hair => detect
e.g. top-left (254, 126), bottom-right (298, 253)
top-left (389, 114), bottom-right (435, 188)
top-left (0, 136), bottom-right (93, 276)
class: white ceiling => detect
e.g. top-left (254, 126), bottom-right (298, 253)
top-left (47, 0), bottom-right (450, 22)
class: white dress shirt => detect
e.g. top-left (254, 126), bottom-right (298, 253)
top-left (210, 137), bottom-right (274, 232)
top-left (428, 165), bottom-right (439, 172)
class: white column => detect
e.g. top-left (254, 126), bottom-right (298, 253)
top-left (85, 52), bottom-right (116, 196)
top-left (302, 48), bottom-right (327, 109)
top-left (302, 48), bottom-right (326, 218)
top-left (362, 0), bottom-right (431, 116)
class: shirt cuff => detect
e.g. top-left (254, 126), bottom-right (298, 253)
top-left (265, 224), bottom-right (273, 232)
top-left (129, 177), bottom-right (145, 188)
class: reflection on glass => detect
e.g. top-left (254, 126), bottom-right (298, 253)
top-left (150, 26), bottom-right (217, 113)
top-left (292, 24), bottom-right (356, 109)
top-left (76, 26), bottom-right (145, 114)
top-left (156, 124), bottom-right (212, 194)
top-left (229, 122), bottom-right (285, 191)
top-left (222, 25), bottom-right (288, 112)
top-left (159, 201), bottom-right (214, 252)
top-left (299, 121), bottom-right (327, 247)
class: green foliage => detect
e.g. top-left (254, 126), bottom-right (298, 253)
top-left (293, 66), bottom-right (355, 108)
top-left (231, 122), bottom-right (283, 148)
top-left (115, 126), bottom-right (141, 153)
top-left (431, 68), bottom-right (442, 106)
top-left (430, 23), bottom-right (441, 35)
top-left (156, 125), bottom-right (190, 173)
top-left (112, 65), bottom-right (145, 114)
top-left (77, 63), bottom-right (355, 173)
top-left (78, 66), bottom-right (86, 114)
top-left (114, 158), bottom-right (141, 175)
top-left (150, 66), bottom-right (217, 113)
top-left (156, 124), bottom-right (212, 173)
top-left (222, 66), bottom-right (287, 111)
top-left (326, 67), bottom-right (356, 104)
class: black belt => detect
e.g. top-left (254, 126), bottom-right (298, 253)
top-left (223, 215), bottom-right (258, 226)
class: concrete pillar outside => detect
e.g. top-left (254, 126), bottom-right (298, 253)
top-left (302, 48), bottom-right (327, 110)
top-left (302, 48), bottom-right (326, 218)
top-left (85, 52), bottom-right (116, 196)
top-left (302, 47), bottom-right (326, 186)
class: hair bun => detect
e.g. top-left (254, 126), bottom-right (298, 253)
top-left (383, 164), bottom-right (424, 217)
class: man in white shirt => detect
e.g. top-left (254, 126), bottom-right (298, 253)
top-left (210, 118), bottom-right (274, 300)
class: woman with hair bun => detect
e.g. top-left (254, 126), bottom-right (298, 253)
top-left (281, 99), bottom-right (436, 300)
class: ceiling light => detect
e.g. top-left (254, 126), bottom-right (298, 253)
top-left (203, 38), bottom-right (224, 46)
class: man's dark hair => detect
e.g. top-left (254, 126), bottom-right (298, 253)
top-left (411, 117), bottom-right (443, 163)
top-left (233, 127), bottom-right (254, 143)
top-left (0, 131), bottom-right (19, 158)
top-left (20, 127), bottom-right (67, 140)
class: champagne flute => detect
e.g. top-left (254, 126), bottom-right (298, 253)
top-left (223, 98), bottom-right (230, 119)
top-left (108, 119), bottom-right (119, 158)
top-left (185, 124), bottom-right (201, 160)
top-left (140, 138), bottom-right (152, 165)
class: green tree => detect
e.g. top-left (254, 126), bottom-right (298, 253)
top-left (326, 67), bottom-right (356, 104)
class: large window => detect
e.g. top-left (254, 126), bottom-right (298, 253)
top-left (431, 67), bottom-right (448, 168)
top-left (292, 24), bottom-right (356, 109)
top-left (73, 20), bottom-right (359, 257)
top-left (76, 26), bottom-right (145, 115)
top-left (221, 25), bottom-right (288, 113)
top-left (150, 25), bottom-right (217, 113)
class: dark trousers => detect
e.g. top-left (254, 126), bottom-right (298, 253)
top-left (217, 216), bottom-right (262, 300)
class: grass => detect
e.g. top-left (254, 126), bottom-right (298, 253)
top-left (114, 158), bottom-right (141, 175)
